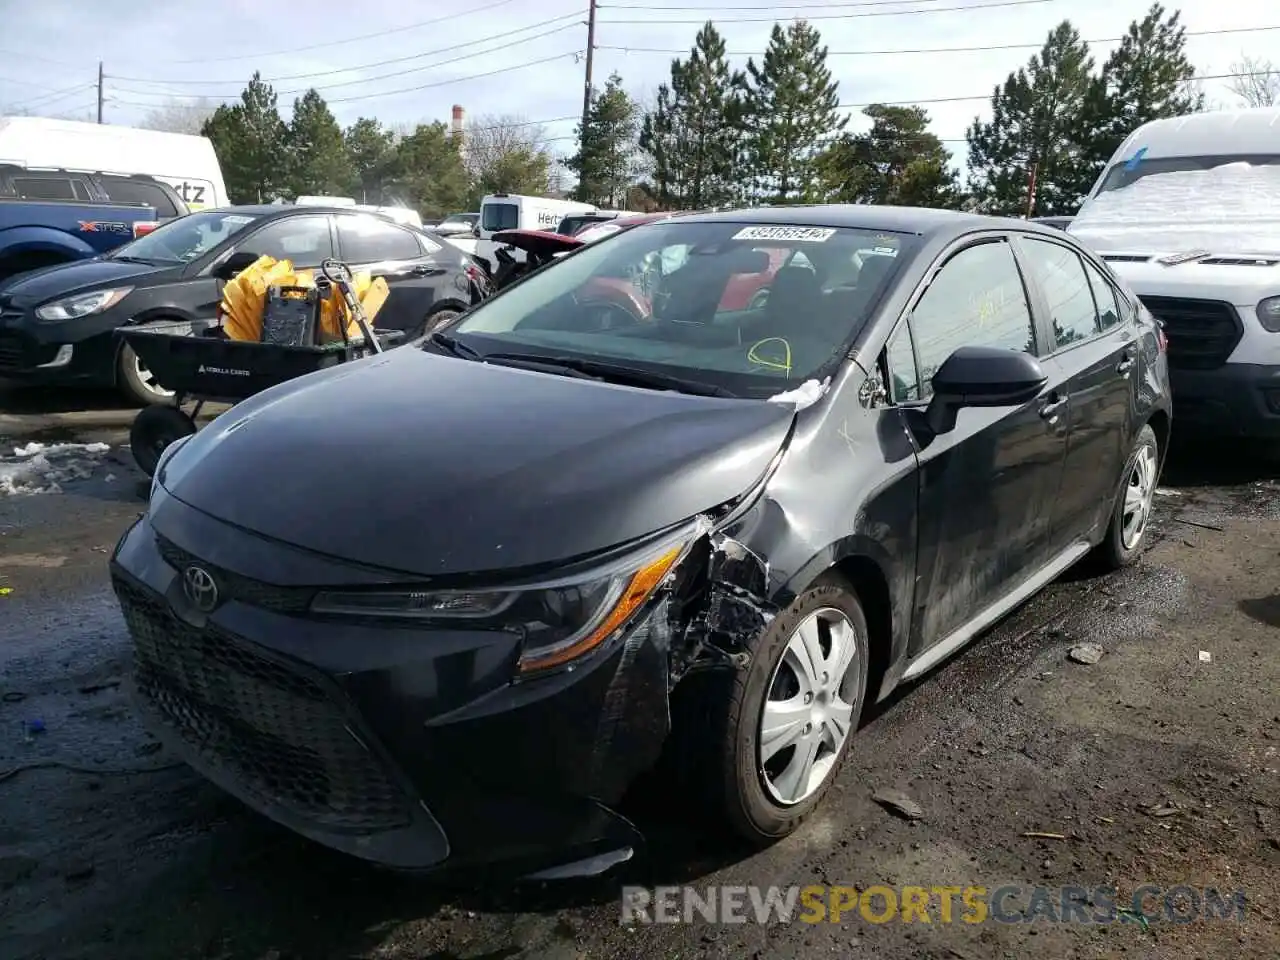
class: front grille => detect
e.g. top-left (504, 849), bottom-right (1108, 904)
top-left (0, 329), bottom-right (25, 370)
top-left (113, 576), bottom-right (414, 833)
top-left (155, 534), bottom-right (314, 614)
top-left (1137, 296), bottom-right (1243, 371)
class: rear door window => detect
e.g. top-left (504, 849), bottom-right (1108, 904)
top-left (1080, 257), bottom-right (1123, 330)
top-left (13, 176), bottom-right (78, 201)
top-left (98, 176), bottom-right (180, 218)
top-left (336, 215), bottom-right (422, 262)
top-left (1019, 237), bottom-right (1102, 350)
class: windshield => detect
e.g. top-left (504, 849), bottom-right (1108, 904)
top-left (482, 202), bottom-right (519, 232)
top-left (1096, 153), bottom-right (1280, 195)
top-left (439, 214), bottom-right (476, 229)
top-left (108, 210), bottom-right (259, 263)
top-left (446, 220), bottom-right (912, 398)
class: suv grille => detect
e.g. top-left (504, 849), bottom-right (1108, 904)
top-left (113, 576), bottom-right (413, 833)
top-left (1137, 296), bottom-right (1242, 371)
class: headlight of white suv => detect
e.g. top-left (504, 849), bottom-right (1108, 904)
top-left (311, 530), bottom-right (697, 675)
top-left (35, 287), bottom-right (133, 322)
top-left (1256, 296), bottom-right (1280, 333)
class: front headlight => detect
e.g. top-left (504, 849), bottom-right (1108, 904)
top-left (1257, 296), bottom-right (1280, 333)
top-left (35, 287), bottom-right (133, 322)
top-left (311, 531), bottom-right (695, 675)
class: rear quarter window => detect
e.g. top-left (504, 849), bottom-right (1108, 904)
top-left (99, 176), bottom-right (180, 218)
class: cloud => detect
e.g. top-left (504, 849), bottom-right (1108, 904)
top-left (0, 0), bottom-right (1275, 169)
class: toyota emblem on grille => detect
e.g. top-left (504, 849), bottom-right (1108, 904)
top-left (182, 565), bottom-right (220, 612)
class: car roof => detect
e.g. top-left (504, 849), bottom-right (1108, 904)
top-left (214, 204), bottom-right (428, 224)
top-left (671, 204), bottom-right (1047, 239)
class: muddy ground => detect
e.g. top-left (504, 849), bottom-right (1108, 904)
top-left (1, 383), bottom-right (1278, 960)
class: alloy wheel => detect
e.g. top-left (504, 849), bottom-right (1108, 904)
top-left (1122, 443), bottom-right (1158, 551)
top-left (758, 607), bottom-right (861, 806)
top-left (133, 354), bottom-right (174, 400)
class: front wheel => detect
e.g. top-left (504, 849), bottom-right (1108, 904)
top-left (422, 306), bottom-right (461, 337)
top-left (1094, 423), bottom-right (1160, 571)
top-left (705, 575), bottom-right (870, 843)
top-left (118, 343), bottom-right (175, 406)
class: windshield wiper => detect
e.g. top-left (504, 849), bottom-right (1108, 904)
top-left (108, 255), bottom-right (157, 265)
top-left (428, 331), bottom-right (482, 360)
top-left (480, 352), bottom-right (737, 398)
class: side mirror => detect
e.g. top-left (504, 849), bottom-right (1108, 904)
top-left (212, 250), bottom-right (261, 281)
top-left (924, 346), bottom-right (1047, 436)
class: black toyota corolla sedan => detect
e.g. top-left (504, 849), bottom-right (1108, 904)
top-left (109, 205), bottom-right (1171, 879)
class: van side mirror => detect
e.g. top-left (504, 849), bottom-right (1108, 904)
top-left (924, 346), bottom-right (1047, 436)
top-left (212, 250), bottom-right (261, 281)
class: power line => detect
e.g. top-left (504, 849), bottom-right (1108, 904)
top-left (599, 22), bottom-right (1280, 56)
top-left (151, 0), bottom-right (527, 65)
top-left (602, 0), bottom-right (994, 7)
top-left (599, 0), bottom-right (1052, 23)
top-left (110, 23), bottom-right (582, 101)
top-left (109, 15), bottom-right (584, 87)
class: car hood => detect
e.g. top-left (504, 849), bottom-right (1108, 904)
top-left (492, 229), bottom-right (584, 258)
top-left (160, 347), bottom-right (795, 577)
top-left (0, 256), bottom-right (170, 306)
top-left (1089, 252), bottom-right (1280, 304)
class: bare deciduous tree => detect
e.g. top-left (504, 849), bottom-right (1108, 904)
top-left (139, 98), bottom-right (220, 135)
top-left (1227, 55), bottom-right (1280, 108)
top-left (460, 113), bottom-right (553, 196)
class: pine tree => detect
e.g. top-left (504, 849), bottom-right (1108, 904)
top-left (1071, 4), bottom-right (1203, 199)
top-left (740, 21), bottom-right (845, 203)
top-left (344, 118), bottom-right (396, 203)
top-left (286, 90), bottom-right (355, 198)
top-left (566, 73), bottom-right (640, 207)
top-left (817, 104), bottom-right (960, 208)
top-left (389, 122), bottom-right (471, 217)
top-left (665, 22), bottom-right (746, 207)
top-left (638, 83), bottom-right (682, 208)
top-left (965, 21), bottom-right (1096, 216)
top-left (200, 72), bottom-right (288, 203)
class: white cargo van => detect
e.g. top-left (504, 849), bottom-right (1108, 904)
top-left (1069, 107), bottom-right (1280, 441)
top-left (473, 193), bottom-right (596, 268)
top-left (0, 116), bottom-right (228, 210)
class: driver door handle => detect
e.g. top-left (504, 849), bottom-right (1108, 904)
top-left (1116, 346), bottom-right (1137, 375)
top-left (1039, 392), bottom-right (1068, 422)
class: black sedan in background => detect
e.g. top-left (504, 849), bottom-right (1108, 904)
top-left (110, 205), bottom-right (1170, 880)
top-left (0, 205), bottom-right (489, 404)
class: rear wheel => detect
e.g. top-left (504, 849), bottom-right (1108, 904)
top-left (700, 574), bottom-right (870, 843)
top-left (130, 405), bottom-right (196, 478)
top-left (0, 251), bottom-right (70, 284)
top-left (1094, 423), bottom-right (1160, 571)
top-left (118, 343), bottom-right (175, 406)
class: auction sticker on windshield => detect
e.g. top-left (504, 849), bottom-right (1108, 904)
top-left (732, 226), bottom-right (836, 243)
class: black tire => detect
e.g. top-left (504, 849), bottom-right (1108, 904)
top-left (1094, 423), bottom-right (1160, 571)
top-left (130, 405), bottom-right (196, 478)
top-left (0, 251), bottom-right (69, 284)
top-left (702, 572), bottom-right (871, 844)
top-left (423, 306), bottom-right (461, 337)
top-left (118, 343), bottom-right (174, 407)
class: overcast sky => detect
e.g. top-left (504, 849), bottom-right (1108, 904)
top-left (0, 0), bottom-right (1274, 170)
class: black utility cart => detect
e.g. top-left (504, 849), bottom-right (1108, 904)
top-left (120, 258), bottom-right (403, 478)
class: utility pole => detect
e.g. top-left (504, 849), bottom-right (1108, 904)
top-left (581, 0), bottom-right (597, 133)
top-left (97, 61), bottom-right (104, 124)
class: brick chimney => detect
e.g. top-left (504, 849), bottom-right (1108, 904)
top-left (451, 105), bottom-right (464, 140)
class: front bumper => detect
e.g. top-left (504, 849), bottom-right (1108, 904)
top-left (1169, 362), bottom-right (1280, 438)
top-left (108, 491), bottom-right (676, 876)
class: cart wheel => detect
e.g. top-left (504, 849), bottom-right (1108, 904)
top-left (131, 405), bottom-right (196, 478)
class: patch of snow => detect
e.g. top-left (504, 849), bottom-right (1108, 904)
top-left (767, 377), bottom-right (830, 410)
top-left (0, 441), bottom-right (111, 496)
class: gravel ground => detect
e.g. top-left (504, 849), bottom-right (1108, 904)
top-left (1, 383), bottom-right (1277, 960)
